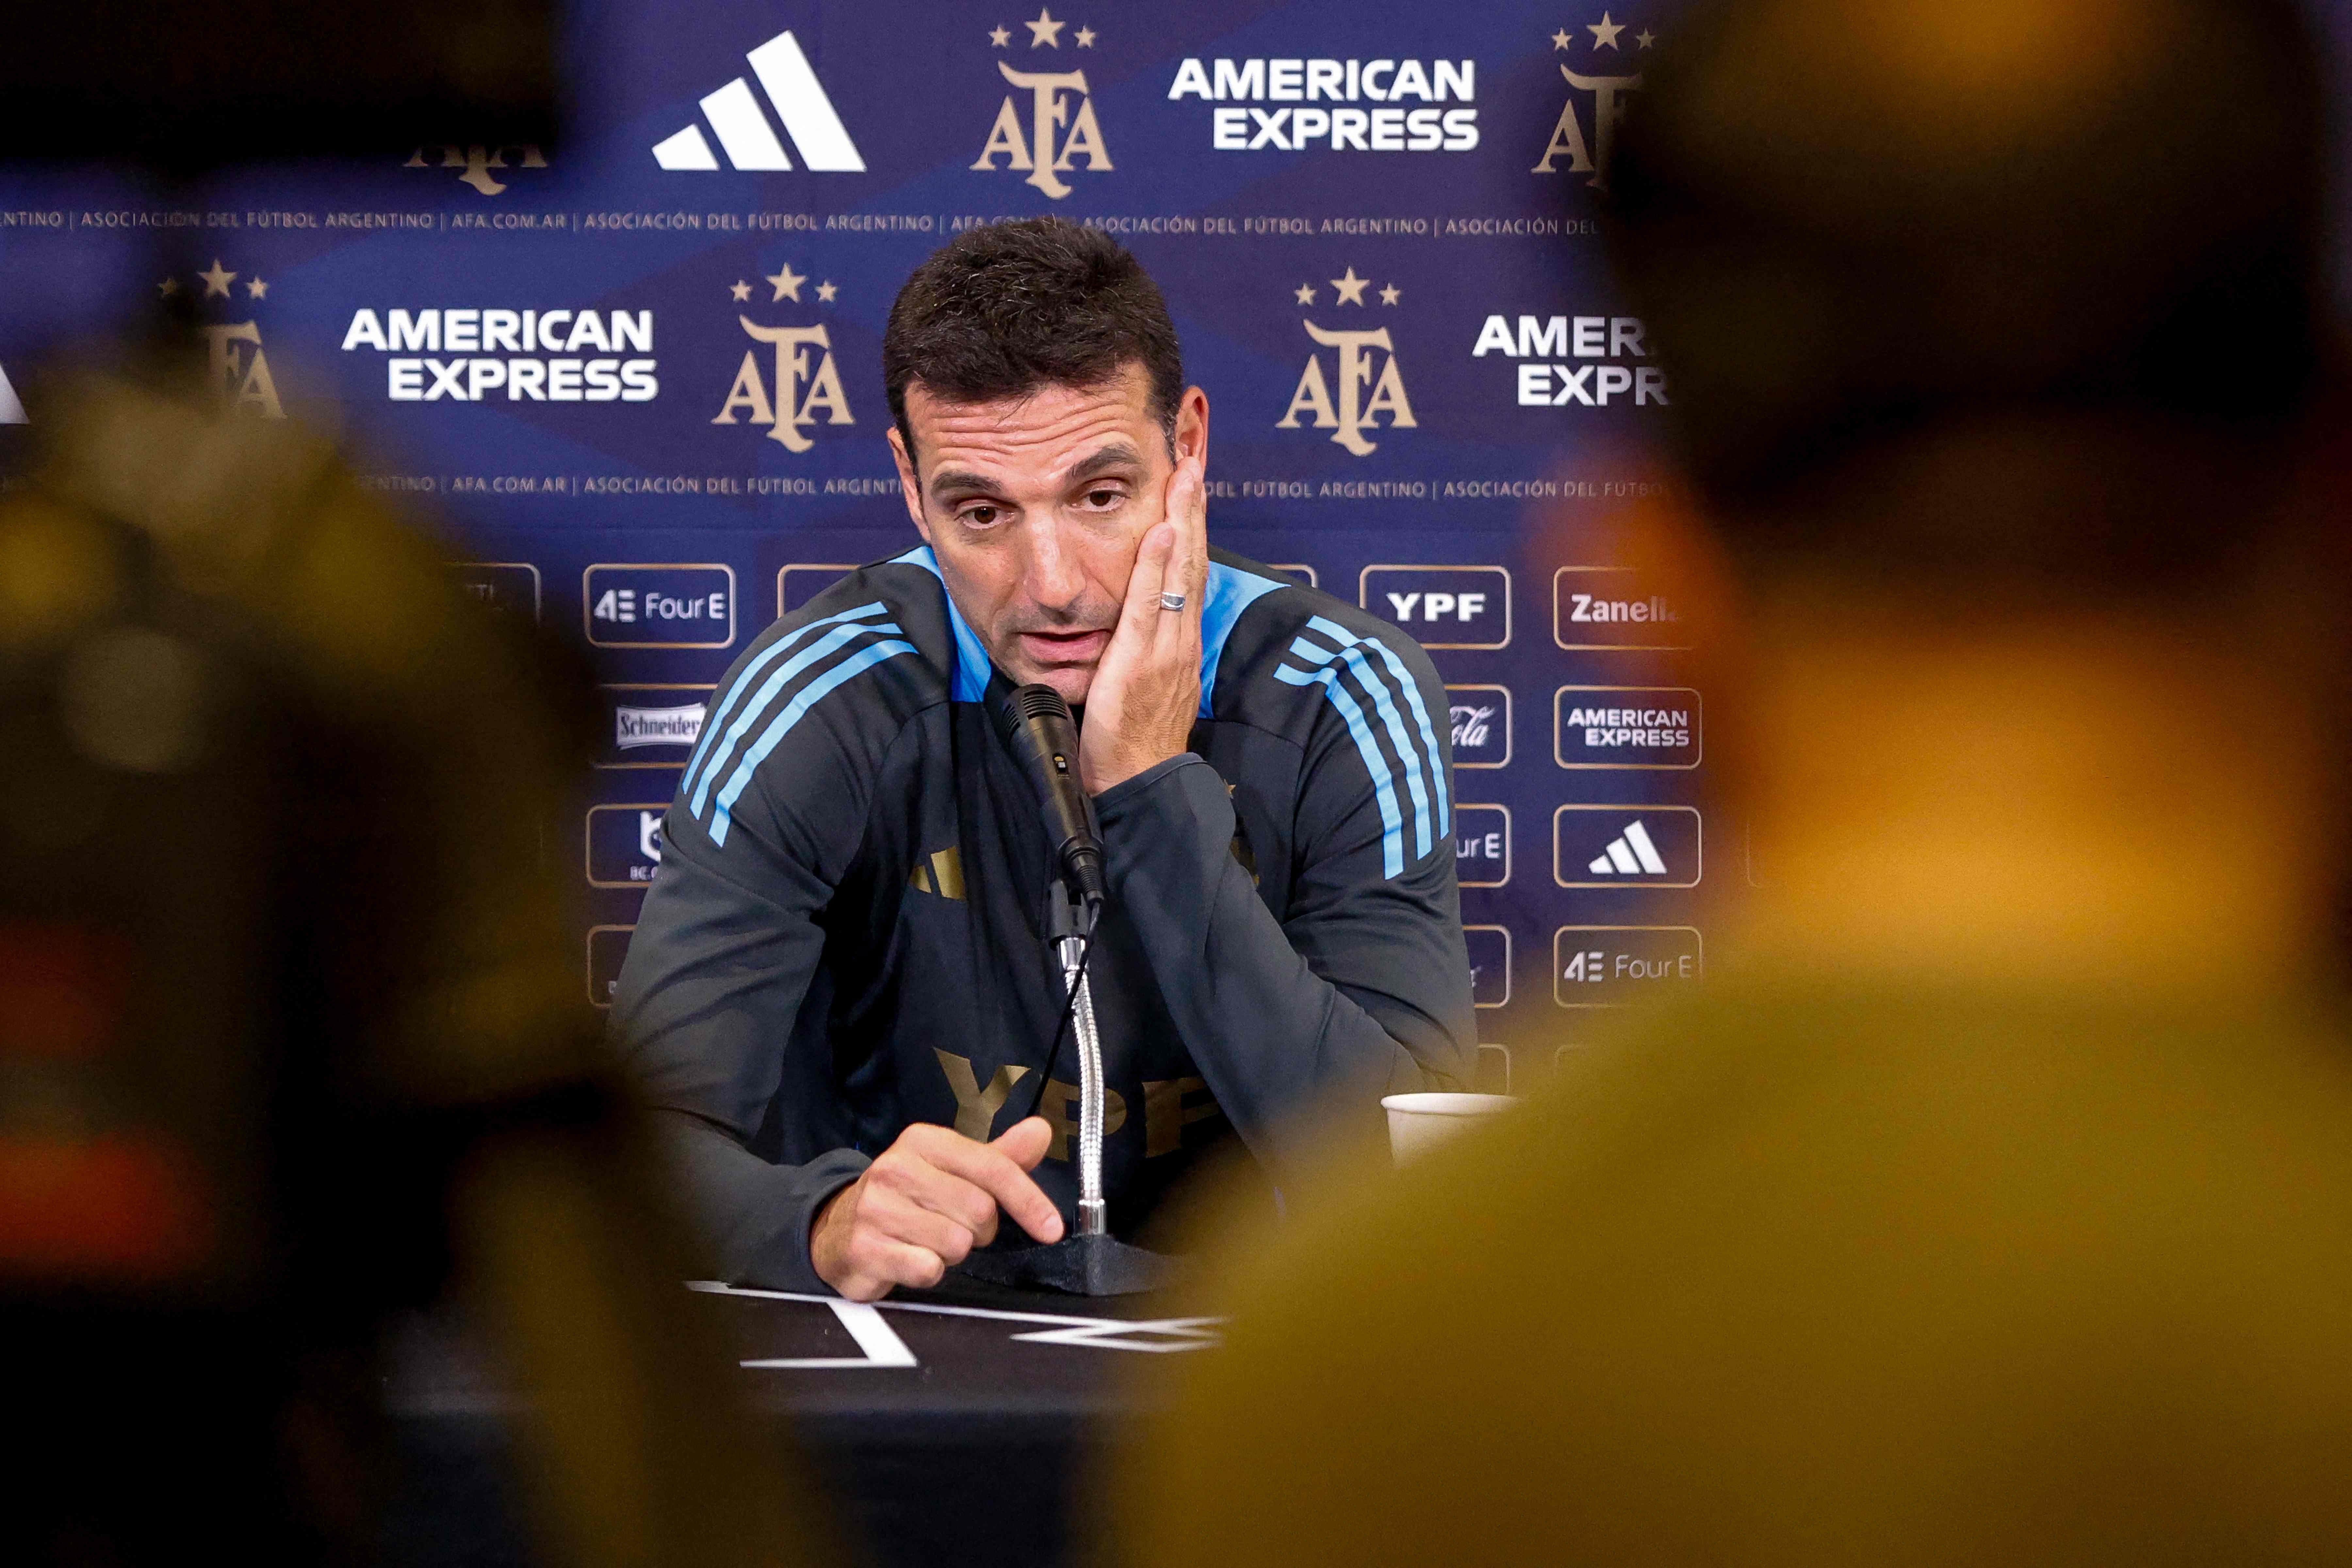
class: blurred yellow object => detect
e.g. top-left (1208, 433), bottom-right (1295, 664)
top-left (1124, 977), bottom-right (2352, 1565)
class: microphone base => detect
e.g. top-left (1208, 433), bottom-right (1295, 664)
top-left (955, 1233), bottom-right (1184, 1297)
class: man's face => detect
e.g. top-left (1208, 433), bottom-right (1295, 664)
top-left (890, 365), bottom-right (1208, 704)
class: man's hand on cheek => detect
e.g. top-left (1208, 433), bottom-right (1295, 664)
top-left (810, 1118), bottom-right (1063, 1301)
top-left (1077, 453), bottom-right (1208, 795)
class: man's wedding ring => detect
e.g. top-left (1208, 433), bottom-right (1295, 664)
top-left (1158, 591), bottom-right (1187, 611)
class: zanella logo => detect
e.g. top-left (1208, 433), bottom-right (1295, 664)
top-left (652, 30), bottom-right (866, 172)
top-left (1277, 266), bottom-right (1416, 456)
top-left (1532, 14), bottom-right (1651, 185)
top-left (712, 262), bottom-right (855, 451)
top-left (972, 9), bottom-right (1112, 200)
top-left (615, 704), bottom-right (706, 749)
top-left (405, 144), bottom-right (547, 196)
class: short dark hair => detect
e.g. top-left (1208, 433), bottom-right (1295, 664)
top-left (883, 218), bottom-right (1184, 460)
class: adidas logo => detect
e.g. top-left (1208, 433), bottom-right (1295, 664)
top-left (1586, 818), bottom-right (1668, 876)
top-left (652, 30), bottom-right (865, 172)
top-left (0, 362), bottom-right (24, 424)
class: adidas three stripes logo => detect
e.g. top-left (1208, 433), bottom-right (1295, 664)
top-left (680, 602), bottom-right (914, 846)
top-left (652, 30), bottom-right (866, 172)
top-left (1275, 616), bottom-right (1450, 879)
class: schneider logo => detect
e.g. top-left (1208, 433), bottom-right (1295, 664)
top-left (1168, 57), bottom-right (1478, 152)
top-left (616, 704), bottom-right (706, 748)
top-left (340, 308), bottom-right (657, 402)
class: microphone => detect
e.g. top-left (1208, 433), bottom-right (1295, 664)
top-left (995, 683), bottom-right (1108, 911)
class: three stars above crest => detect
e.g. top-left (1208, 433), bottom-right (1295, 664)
top-left (1294, 269), bottom-right (1401, 309)
top-left (990, 9), bottom-right (1095, 48)
top-left (1554, 13), bottom-right (1656, 51)
top-left (157, 259), bottom-right (268, 302)
top-left (731, 270), bottom-right (839, 305)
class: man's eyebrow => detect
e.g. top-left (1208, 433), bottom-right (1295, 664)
top-left (1064, 443), bottom-right (1146, 485)
top-left (927, 467), bottom-right (1003, 500)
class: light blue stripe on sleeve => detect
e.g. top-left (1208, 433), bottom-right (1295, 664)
top-left (1291, 628), bottom-right (1432, 859)
top-left (681, 601), bottom-right (889, 802)
top-left (1197, 561), bottom-right (1290, 718)
top-left (1276, 662), bottom-right (1406, 878)
top-left (711, 639), bottom-right (918, 847)
top-left (691, 620), bottom-right (904, 819)
top-left (1306, 614), bottom-right (1449, 836)
top-left (890, 545), bottom-right (994, 702)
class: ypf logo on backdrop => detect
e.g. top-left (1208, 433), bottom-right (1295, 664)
top-left (1473, 313), bottom-right (1666, 411)
top-left (340, 307), bottom-right (658, 404)
top-left (155, 258), bottom-right (284, 418)
top-left (1167, 55), bottom-right (1478, 153)
top-left (1362, 566), bottom-right (1511, 650)
top-left (652, 30), bottom-right (865, 173)
top-left (1277, 267), bottom-right (1417, 456)
top-left (971, 9), bottom-right (1113, 200)
top-left (1532, 14), bottom-right (1652, 186)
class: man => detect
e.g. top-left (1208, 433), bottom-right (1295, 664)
top-left (613, 219), bottom-right (1474, 1301)
top-left (1124, 0), bottom-right (2352, 1561)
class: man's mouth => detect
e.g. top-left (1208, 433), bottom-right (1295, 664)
top-left (1016, 628), bottom-right (1111, 665)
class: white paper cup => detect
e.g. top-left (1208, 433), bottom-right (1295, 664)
top-left (1381, 1092), bottom-right (1519, 1165)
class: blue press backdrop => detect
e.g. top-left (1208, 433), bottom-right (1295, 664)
top-left (14, 0), bottom-right (2309, 1081)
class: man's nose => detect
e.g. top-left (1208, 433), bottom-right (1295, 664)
top-left (1020, 516), bottom-right (1088, 613)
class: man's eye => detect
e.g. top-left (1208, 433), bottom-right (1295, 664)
top-left (1083, 488), bottom-right (1122, 509)
top-left (961, 505), bottom-right (1001, 528)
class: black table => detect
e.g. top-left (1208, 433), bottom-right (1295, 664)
top-left (384, 1274), bottom-right (1221, 1568)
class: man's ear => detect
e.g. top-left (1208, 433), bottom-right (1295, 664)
top-left (887, 426), bottom-right (933, 544)
top-left (1173, 385), bottom-right (1210, 466)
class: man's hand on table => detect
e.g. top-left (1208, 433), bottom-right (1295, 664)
top-left (810, 1117), bottom-right (1065, 1301)
top-left (1078, 452), bottom-right (1209, 796)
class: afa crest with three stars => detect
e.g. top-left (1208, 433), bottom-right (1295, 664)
top-left (971, 7), bottom-right (1112, 200)
top-left (1277, 266), bottom-right (1417, 458)
top-left (712, 262), bottom-right (854, 452)
top-left (159, 258), bottom-right (284, 419)
top-left (1534, 12), bottom-right (1655, 185)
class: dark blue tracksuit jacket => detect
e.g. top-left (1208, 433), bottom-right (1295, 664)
top-left (611, 543), bottom-right (1475, 1290)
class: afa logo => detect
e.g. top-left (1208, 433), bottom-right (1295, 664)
top-left (713, 263), bottom-right (854, 452)
top-left (972, 9), bottom-right (1112, 200)
top-left (405, 144), bottom-right (548, 196)
top-left (159, 258), bottom-right (284, 418)
top-left (1531, 13), bottom-right (1652, 186)
top-left (1276, 267), bottom-right (1415, 457)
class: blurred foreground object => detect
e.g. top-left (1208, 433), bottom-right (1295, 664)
top-left (1121, 0), bottom-right (2352, 1561)
top-left (0, 0), bottom-right (555, 173)
top-left (0, 362), bottom-right (830, 1568)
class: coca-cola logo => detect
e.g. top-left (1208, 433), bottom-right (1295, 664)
top-left (1450, 702), bottom-right (1495, 748)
